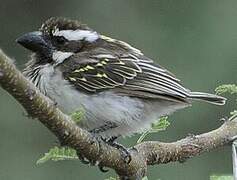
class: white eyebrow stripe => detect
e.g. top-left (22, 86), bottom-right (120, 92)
top-left (53, 29), bottom-right (99, 42)
top-left (52, 51), bottom-right (74, 65)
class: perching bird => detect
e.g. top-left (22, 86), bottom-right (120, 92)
top-left (17, 17), bottom-right (226, 140)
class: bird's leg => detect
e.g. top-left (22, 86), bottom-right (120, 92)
top-left (90, 123), bottom-right (132, 164)
top-left (73, 122), bottom-right (119, 170)
top-left (88, 122), bottom-right (132, 173)
top-left (104, 136), bottom-right (132, 164)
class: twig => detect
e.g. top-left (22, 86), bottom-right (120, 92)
top-left (0, 49), bottom-right (236, 180)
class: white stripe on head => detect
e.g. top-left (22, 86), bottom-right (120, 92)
top-left (53, 29), bottom-right (99, 42)
top-left (52, 51), bottom-right (74, 65)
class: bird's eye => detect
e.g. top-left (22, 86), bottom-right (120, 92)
top-left (55, 36), bottom-right (68, 44)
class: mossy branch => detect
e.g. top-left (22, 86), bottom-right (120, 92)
top-left (0, 49), bottom-right (236, 180)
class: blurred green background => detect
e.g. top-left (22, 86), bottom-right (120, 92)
top-left (0, 0), bottom-right (236, 179)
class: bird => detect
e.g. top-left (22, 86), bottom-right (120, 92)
top-left (16, 17), bottom-right (226, 142)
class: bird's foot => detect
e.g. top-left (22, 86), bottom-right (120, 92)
top-left (104, 136), bottom-right (132, 164)
top-left (75, 134), bottom-right (132, 173)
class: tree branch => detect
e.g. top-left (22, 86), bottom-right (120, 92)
top-left (0, 49), bottom-right (236, 180)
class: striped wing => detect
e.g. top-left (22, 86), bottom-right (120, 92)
top-left (62, 53), bottom-right (142, 92)
top-left (62, 51), bottom-right (190, 100)
top-left (124, 60), bottom-right (190, 99)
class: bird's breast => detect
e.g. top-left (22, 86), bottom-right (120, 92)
top-left (34, 65), bottom-right (188, 137)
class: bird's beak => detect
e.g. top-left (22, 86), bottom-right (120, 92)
top-left (16, 31), bottom-right (52, 54)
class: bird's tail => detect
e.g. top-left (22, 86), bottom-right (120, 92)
top-left (188, 92), bottom-right (226, 105)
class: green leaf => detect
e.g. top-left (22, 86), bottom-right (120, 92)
top-left (70, 108), bottom-right (85, 123)
top-left (36, 146), bottom-right (78, 164)
top-left (151, 116), bottom-right (170, 131)
top-left (230, 110), bottom-right (237, 121)
top-left (215, 84), bottom-right (237, 95)
top-left (231, 110), bottom-right (237, 116)
top-left (137, 117), bottom-right (170, 143)
top-left (210, 175), bottom-right (233, 180)
top-left (216, 84), bottom-right (237, 119)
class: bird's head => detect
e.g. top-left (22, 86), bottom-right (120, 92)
top-left (16, 17), bottom-right (99, 65)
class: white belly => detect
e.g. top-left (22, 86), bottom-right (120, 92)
top-left (36, 65), bottom-right (189, 137)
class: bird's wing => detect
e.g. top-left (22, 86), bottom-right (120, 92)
top-left (122, 54), bottom-right (191, 100)
top-left (61, 51), bottom-right (141, 92)
top-left (61, 48), bottom-right (190, 101)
